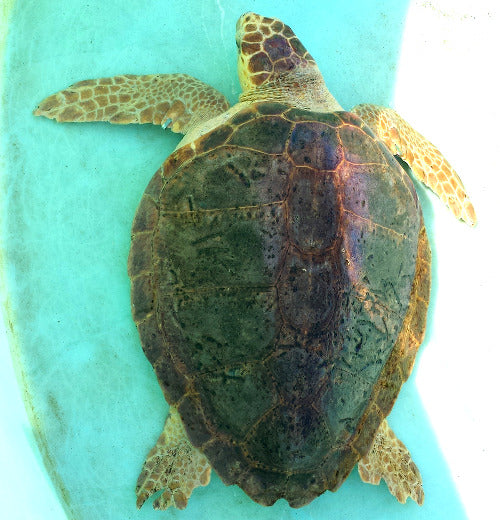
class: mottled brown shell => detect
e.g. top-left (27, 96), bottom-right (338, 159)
top-left (128, 102), bottom-right (431, 507)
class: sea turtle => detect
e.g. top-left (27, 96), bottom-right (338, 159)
top-left (34, 12), bottom-right (476, 510)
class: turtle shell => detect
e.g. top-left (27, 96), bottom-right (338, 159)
top-left (128, 102), bottom-right (430, 507)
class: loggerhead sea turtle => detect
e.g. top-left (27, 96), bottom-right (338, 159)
top-left (34, 12), bottom-right (476, 511)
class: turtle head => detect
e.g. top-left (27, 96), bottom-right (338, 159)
top-left (236, 13), bottom-right (318, 91)
top-left (235, 13), bottom-right (341, 111)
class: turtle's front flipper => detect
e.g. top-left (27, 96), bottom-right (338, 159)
top-left (34, 73), bottom-right (230, 134)
top-left (136, 407), bottom-right (211, 510)
top-left (358, 419), bottom-right (424, 505)
top-left (352, 104), bottom-right (476, 226)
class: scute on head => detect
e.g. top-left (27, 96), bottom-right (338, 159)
top-left (236, 12), bottom-right (318, 92)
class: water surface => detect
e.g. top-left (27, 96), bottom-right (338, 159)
top-left (1, 1), bottom-right (468, 518)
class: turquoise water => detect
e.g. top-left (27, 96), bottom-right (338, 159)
top-left (1, 0), bottom-right (468, 519)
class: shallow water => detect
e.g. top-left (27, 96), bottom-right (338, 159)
top-left (0, 0), bottom-right (486, 518)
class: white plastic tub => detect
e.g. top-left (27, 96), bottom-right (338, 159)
top-left (1, 1), bottom-right (498, 518)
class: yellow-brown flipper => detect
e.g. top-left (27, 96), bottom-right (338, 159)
top-left (352, 104), bottom-right (476, 226)
top-left (358, 419), bottom-right (424, 505)
top-left (34, 73), bottom-right (230, 135)
top-left (135, 408), bottom-right (211, 510)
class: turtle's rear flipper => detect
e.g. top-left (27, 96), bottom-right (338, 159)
top-left (136, 407), bottom-right (211, 510)
top-left (34, 73), bottom-right (230, 135)
top-left (352, 103), bottom-right (476, 226)
top-left (357, 419), bottom-right (424, 506)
